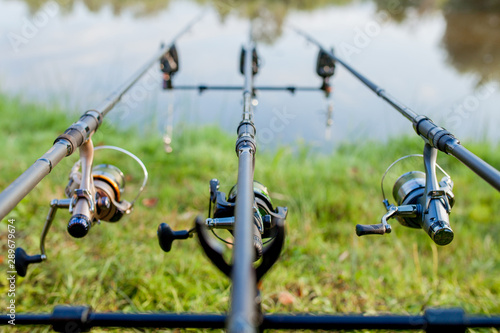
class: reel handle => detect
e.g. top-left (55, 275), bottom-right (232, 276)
top-left (356, 205), bottom-right (394, 236)
top-left (157, 223), bottom-right (191, 252)
top-left (15, 248), bottom-right (43, 277)
top-left (356, 223), bottom-right (391, 236)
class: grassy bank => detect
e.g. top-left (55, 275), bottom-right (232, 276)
top-left (0, 94), bottom-right (499, 332)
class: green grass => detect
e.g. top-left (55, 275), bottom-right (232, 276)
top-left (0, 93), bottom-right (499, 332)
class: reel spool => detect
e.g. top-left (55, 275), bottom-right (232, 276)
top-left (391, 171), bottom-right (425, 228)
top-left (228, 181), bottom-right (273, 216)
top-left (92, 164), bottom-right (129, 222)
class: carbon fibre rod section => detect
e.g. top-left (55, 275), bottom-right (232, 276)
top-left (228, 27), bottom-right (260, 333)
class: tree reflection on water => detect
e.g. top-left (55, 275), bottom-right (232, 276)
top-left (442, 0), bottom-right (500, 84)
top-left (372, 0), bottom-right (439, 23)
top-left (12, 0), bottom-right (175, 16)
top-left (373, 0), bottom-right (500, 84)
top-left (8, 0), bottom-right (500, 83)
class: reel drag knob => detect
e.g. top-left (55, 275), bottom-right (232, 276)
top-left (67, 214), bottom-right (92, 238)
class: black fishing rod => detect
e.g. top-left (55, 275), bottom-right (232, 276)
top-left (292, 27), bottom-right (500, 192)
top-left (0, 13), bottom-right (205, 220)
top-left (156, 22), bottom-right (288, 332)
top-left (228, 27), bottom-right (260, 333)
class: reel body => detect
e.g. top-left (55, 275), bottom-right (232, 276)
top-left (393, 170), bottom-right (455, 229)
top-left (66, 163), bottom-right (130, 223)
top-left (66, 145), bottom-right (147, 238)
top-left (15, 144), bottom-right (148, 277)
top-left (157, 178), bottom-right (288, 279)
top-left (208, 180), bottom-right (285, 259)
top-left (356, 144), bottom-right (456, 246)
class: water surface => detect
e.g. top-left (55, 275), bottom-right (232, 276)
top-left (1, 0), bottom-right (499, 151)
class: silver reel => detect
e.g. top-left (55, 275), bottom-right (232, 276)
top-left (356, 144), bottom-right (455, 246)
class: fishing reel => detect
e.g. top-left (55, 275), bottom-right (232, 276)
top-left (157, 179), bottom-right (287, 279)
top-left (205, 179), bottom-right (286, 260)
top-left (160, 43), bottom-right (179, 89)
top-left (356, 144), bottom-right (455, 246)
top-left (316, 48), bottom-right (336, 97)
top-left (15, 143), bottom-right (148, 277)
top-left (65, 160), bottom-right (135, 236)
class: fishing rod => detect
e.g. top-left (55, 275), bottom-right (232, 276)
top-left (157, 24), bottom-right (288, 333)
top-left (0, 12), bottom-right (205, 221)
top-left (292, 27), bottom-right (500, 192)
top-left (292, 26), bottom-right (500, 245)
top-left (0, 13), bottom-right (206, 277)
top-left (228, 27), bottom-right (260, 333)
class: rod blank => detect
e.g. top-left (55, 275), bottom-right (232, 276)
top-left (228, 31), bottom-right (259, 333)
top-left (0, 142), bottom-right (68, 219)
